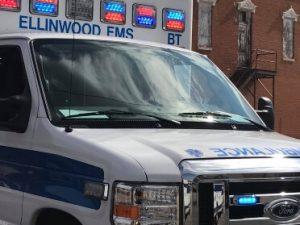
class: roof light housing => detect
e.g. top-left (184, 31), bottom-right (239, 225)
top-left (30, 0), bottom-right (58, 16)
top-left (163, 8), bottom-right (185, 32)
top-left (0, 0), bottom-right (20, 11)
top-left (101, 0), bottom-right (126, 25)
top-left (66, 0), bottom-right (93, 21)
top-left (133, 4), bottom-right (156, 29)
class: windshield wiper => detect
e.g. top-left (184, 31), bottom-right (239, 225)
top-left (62, 109), bottom-right (181, 126)
top-left (178, 111), bottom-right (269, 131)
top-left (178, 111), bottom-right (232, 118)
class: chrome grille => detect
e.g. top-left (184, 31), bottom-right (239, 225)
top-left (180, 158), bottom-right (300, 225)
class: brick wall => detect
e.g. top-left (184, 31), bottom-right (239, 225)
top-left (193, 0), bottom-right (300, 139)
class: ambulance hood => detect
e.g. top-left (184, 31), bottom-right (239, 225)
top-left (71, 129), bottom-right (300, 180)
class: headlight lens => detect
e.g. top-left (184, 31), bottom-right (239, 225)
top-left (113, 183), bottom-right (180, 225)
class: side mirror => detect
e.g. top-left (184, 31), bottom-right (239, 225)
top-left (0, 95), bottom-right (31, 133)
top-left (256, 97), bottom-right (274, 130)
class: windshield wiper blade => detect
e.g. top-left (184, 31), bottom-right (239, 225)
top-left (62, 109), bottom-right (181, 126)
top-left (178, 111), bottom-right (232, 118)
top-left (62, 109), bottom-right (135, 119)
top-left (178, 111), bottom-right (269, 130)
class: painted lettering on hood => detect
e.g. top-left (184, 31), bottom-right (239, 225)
top-left (186, 149), bottom-right (203, 158)
top-left (185, 147), bottom-right (300, 158)
top-left (211, 147), bottom-right (300, 157)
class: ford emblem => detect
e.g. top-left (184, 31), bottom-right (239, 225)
top-left (265, 199), bottom-right (300, 221)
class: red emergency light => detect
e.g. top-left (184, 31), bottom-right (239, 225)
top-left (105, 12), bottom-right (124, 22)
top-left (166, 20), bottom-right (184, 31)
top-left (0, 0), bottom-right (20, 11)
top-left (135, 5), bottom-right (155, 16)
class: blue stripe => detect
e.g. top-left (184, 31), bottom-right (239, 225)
top-left (0, 145), bottom-right (104, 209)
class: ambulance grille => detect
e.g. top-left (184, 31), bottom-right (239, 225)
top-left (197, 179), bottom-right (300, 224)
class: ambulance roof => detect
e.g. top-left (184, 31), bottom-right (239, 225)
top-left (0, 32), bottom-right (193, 53)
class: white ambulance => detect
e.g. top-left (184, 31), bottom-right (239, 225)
top-left (1, 0), bottom-right (300, 225)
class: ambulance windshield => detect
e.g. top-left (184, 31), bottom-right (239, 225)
top-left (33, 39), bottom-right (264, 128)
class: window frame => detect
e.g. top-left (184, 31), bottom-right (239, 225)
top-left (282, 17), bottom-right (295, 61)
top-left (0, 44), bottom-right (32, 132)
top-left (198, 1), bottom-right (213, 51)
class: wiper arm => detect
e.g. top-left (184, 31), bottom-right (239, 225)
top-left (242, 117), bottom-right (270, 131)
top-left (178, 111), bottom-right (231, 118)
top-left (62, 109), bottom-right (181, 126)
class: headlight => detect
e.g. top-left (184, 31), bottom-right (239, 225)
top-left (112, 182), bottom-right (180, 225)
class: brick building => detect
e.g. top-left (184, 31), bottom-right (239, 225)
top-left (192, 0), bottom-right (300, 138)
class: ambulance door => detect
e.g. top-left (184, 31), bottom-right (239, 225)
top-left (0, 40), bottom-right (36, 225)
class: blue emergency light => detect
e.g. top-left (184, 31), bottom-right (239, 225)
top-left (163, 8), bottom-right (185, 32)
top-left (133, 4), bottom-right (156, 28)
top-left (30, 0), bottom-right (58, 15)
top-left (101, 0), bottom-right (126, 25)
top-left (236, 195), bottom-right (258, 206)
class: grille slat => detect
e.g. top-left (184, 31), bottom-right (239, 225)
top-left (229, 205), bottom-right (265, 219)
top-left (229, 181), bottom-right (300, 195)
top-left (198, 183), bottom-right (214, 225)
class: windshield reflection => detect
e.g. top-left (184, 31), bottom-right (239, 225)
top-left (33, 39), bottom-right (263, 127)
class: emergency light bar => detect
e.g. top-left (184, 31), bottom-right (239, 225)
top-left (30, 0), bottom-right (58, 16)
top-left (66, 0), bottom-right (93, 21)
top-left (133, 4), bottom-right (156, 29)
top-left (101, 0), bottom-right (126, 25)
top-left (163, 8), bottom-right (185, 32)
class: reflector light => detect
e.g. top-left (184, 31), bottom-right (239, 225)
top-left (101, 0), bottom-right (126, 25)
top-left (30, 0), bottom-right (58, 15)
top-left (0, 0), bottom-right (20, 11)
top-left (133, 4), bottom-right (156, 28)
top-left (236, 195), bottom-right (258, 206)
top-left (66, 0), bottom-right (93, 21)
top-left (163, 8), bottom-right (185, 32)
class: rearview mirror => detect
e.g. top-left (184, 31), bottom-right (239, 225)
top-left (0, 95), bottom-right (31, 133)
top-left (256, 97), bottom-right (274, 130)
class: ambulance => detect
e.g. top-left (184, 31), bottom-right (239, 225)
top-left (1, 0), bottom-right (300, 224)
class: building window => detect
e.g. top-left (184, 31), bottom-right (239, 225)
top-left (282, 7), bottom-right (298, 61)
top-left (198, 0), bottom-right (217, 50)
top-left (236, 0), bottom-right (256, 67)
